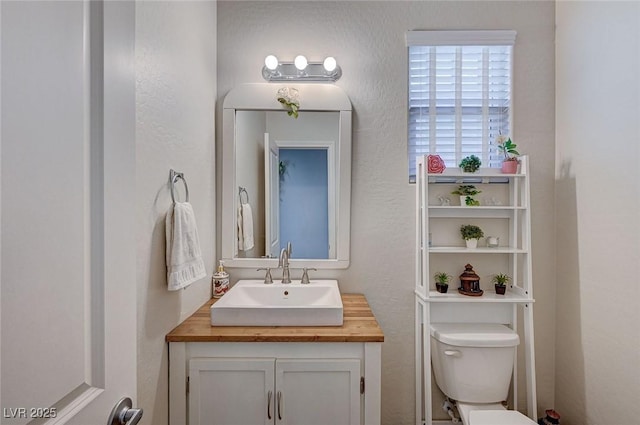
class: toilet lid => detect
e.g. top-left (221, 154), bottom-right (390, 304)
top-left (469, 410), bottom-right (537, 425)
top-left (430, 323), bottom-right (520, 347)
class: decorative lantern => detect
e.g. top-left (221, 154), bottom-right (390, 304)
top-left (459, 263), bottom-right (483, 296)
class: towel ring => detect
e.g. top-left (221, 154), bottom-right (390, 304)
top-left (170, 169), bottom-right (189, 203)
top-left (239, 186), bottom-right (249, 204)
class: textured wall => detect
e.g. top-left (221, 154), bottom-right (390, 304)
top-left (136, 2), bottom-right (216, 424)
top-left (217, 2), bottom-right (555, 423)
top-left (555, 2), bottom-right (640, 424)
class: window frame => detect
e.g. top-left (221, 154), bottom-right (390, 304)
top-left (406, 30), bottom-right (516, 182)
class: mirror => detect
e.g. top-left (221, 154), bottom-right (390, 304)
top-left (221, 83), bottom-right (352, 269)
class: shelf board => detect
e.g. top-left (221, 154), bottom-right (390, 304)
top-left (428, 246), bottom-right (528, 254)
top-left (421, 290), bottom-right (534, 303)
top-left (428, 206), bottom-right (525, 210)
top-left (427, 168), bottom-right (525, 184)
top-left (427, 206), bottom-right (525, 218)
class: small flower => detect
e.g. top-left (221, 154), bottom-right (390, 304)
top-left (277, 87), bottom-right (300, 118)
top-left (277, 87), bottom-right (299, 103)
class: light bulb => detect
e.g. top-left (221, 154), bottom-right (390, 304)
top-left (323, 57), bottom-right (337, 72)
top-left (264, 55), bottom-right (279, 71)
top-left (294, 55), bottom-right (308, 70)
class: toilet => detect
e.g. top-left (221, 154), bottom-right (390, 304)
top-left (430, 323), bottom-right (537, 425)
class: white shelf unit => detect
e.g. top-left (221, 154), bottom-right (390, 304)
top-left (414, 156), bottom-right (537, 425)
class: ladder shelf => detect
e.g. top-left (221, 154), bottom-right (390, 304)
top-left (414, 155), bottom-right (537, 425)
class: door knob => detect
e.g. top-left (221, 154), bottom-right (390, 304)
top-left (107, 397), bottom-right (143, 425)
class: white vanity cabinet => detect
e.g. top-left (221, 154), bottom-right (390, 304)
top-left (167, 295), bottom-right (384, 425)
top-left (274, 358), bottom-right (361, 425)
top-left (187, 355), bottom-right (361, 425)
top-left (188, 357), bottom-right (273, 425)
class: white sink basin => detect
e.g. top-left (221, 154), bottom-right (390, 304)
top-left (210, 279), bottom-right (343, 326)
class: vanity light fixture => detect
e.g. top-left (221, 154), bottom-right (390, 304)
top-left (261, 54), bottom-right (342, 82)
top-left (294, 55), bottom-right (308, 71)
top-left (323, 56), bottom-right (337, 72)
top-left (264, 55), bottom-right (279, 71)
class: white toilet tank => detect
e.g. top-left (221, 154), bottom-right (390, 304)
top-left (430, 323), bottom-right (520, 403)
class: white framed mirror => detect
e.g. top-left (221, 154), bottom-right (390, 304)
top-left (221, 83), bottom-right (352, 269)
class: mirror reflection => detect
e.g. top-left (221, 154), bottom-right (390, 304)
top-left (235, 110), bottom-right (339, 260)
top-left (221, 83), bottom-right (351, 269)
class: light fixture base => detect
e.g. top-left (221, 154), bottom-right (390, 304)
top-left (262, 62), bottom-right (342, 82)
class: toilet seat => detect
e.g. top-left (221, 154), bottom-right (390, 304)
top-left (469, 410), bottom-right (537, 425)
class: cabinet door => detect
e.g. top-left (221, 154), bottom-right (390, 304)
top-left (275, 359), bottom-right (361, 425)
top-left (189, 358), bottom-right (275, 425)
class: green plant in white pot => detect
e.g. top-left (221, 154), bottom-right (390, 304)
top-left (460, 224), bottom-right (484, 249)
top-left (451, 185), bottom-right (481, 206)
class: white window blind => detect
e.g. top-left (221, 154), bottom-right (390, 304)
top-left (407, 31), bottom-right (516, 182)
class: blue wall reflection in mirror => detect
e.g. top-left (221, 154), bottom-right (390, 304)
top-left (279, 148), bottom-right (329, 259)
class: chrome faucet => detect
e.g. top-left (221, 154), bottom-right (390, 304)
top-left (301, 267), bottom-right (317, 284)
top-left (278, 242), bottom-right (292, 284)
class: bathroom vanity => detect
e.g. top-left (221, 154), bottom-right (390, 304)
top-left (166, 294), bottom-right (384, 425)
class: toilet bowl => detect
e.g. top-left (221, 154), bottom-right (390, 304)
top-left (430, 323), bottom-right (536, 425)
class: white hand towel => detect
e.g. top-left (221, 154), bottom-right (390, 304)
top-left (237, 205), bottom-right (245, 251)
top-left (240, 202), bottom-right (254, 250)
top-left (165, 202), bottom-right (207, 291)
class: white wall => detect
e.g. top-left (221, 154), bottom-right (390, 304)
top-left (217, 2), bottom-right (556, 423)
top-left (136, 2), bottom-right (216, 424)
top-left (555, 2), bottom-right (640, 424)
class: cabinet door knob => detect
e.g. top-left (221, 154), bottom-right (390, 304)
top-left (267, 390), bottom-right (272, 419)
top-left (277, 390), bottom-right (283, 420)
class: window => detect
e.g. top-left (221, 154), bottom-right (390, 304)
top-left (407, 31), bottom-right (516, 182)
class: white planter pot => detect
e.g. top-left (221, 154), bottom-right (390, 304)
top-left (459, 195), bottom-right (478, 207)
top-left (465, 239), bottom-right (478, 249)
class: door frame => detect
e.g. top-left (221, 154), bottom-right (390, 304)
top-left (272, 139), bottom-right (336, 259)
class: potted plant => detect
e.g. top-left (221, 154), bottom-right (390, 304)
top-left (496, 135), bottom-right (520, 174)
top-left (434, 272), bottom-right (451, 293)
top-left (492, 273), bottom-right (511, 295)
top-left (459, 155), bottom-right (481, 173)
top-left (451, 185), bottom-right (481, 206)
top-left (460, 224), bottom-right (484, 248)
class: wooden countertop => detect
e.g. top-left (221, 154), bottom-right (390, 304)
top-left (166, 293), bottom-right (384, 343)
